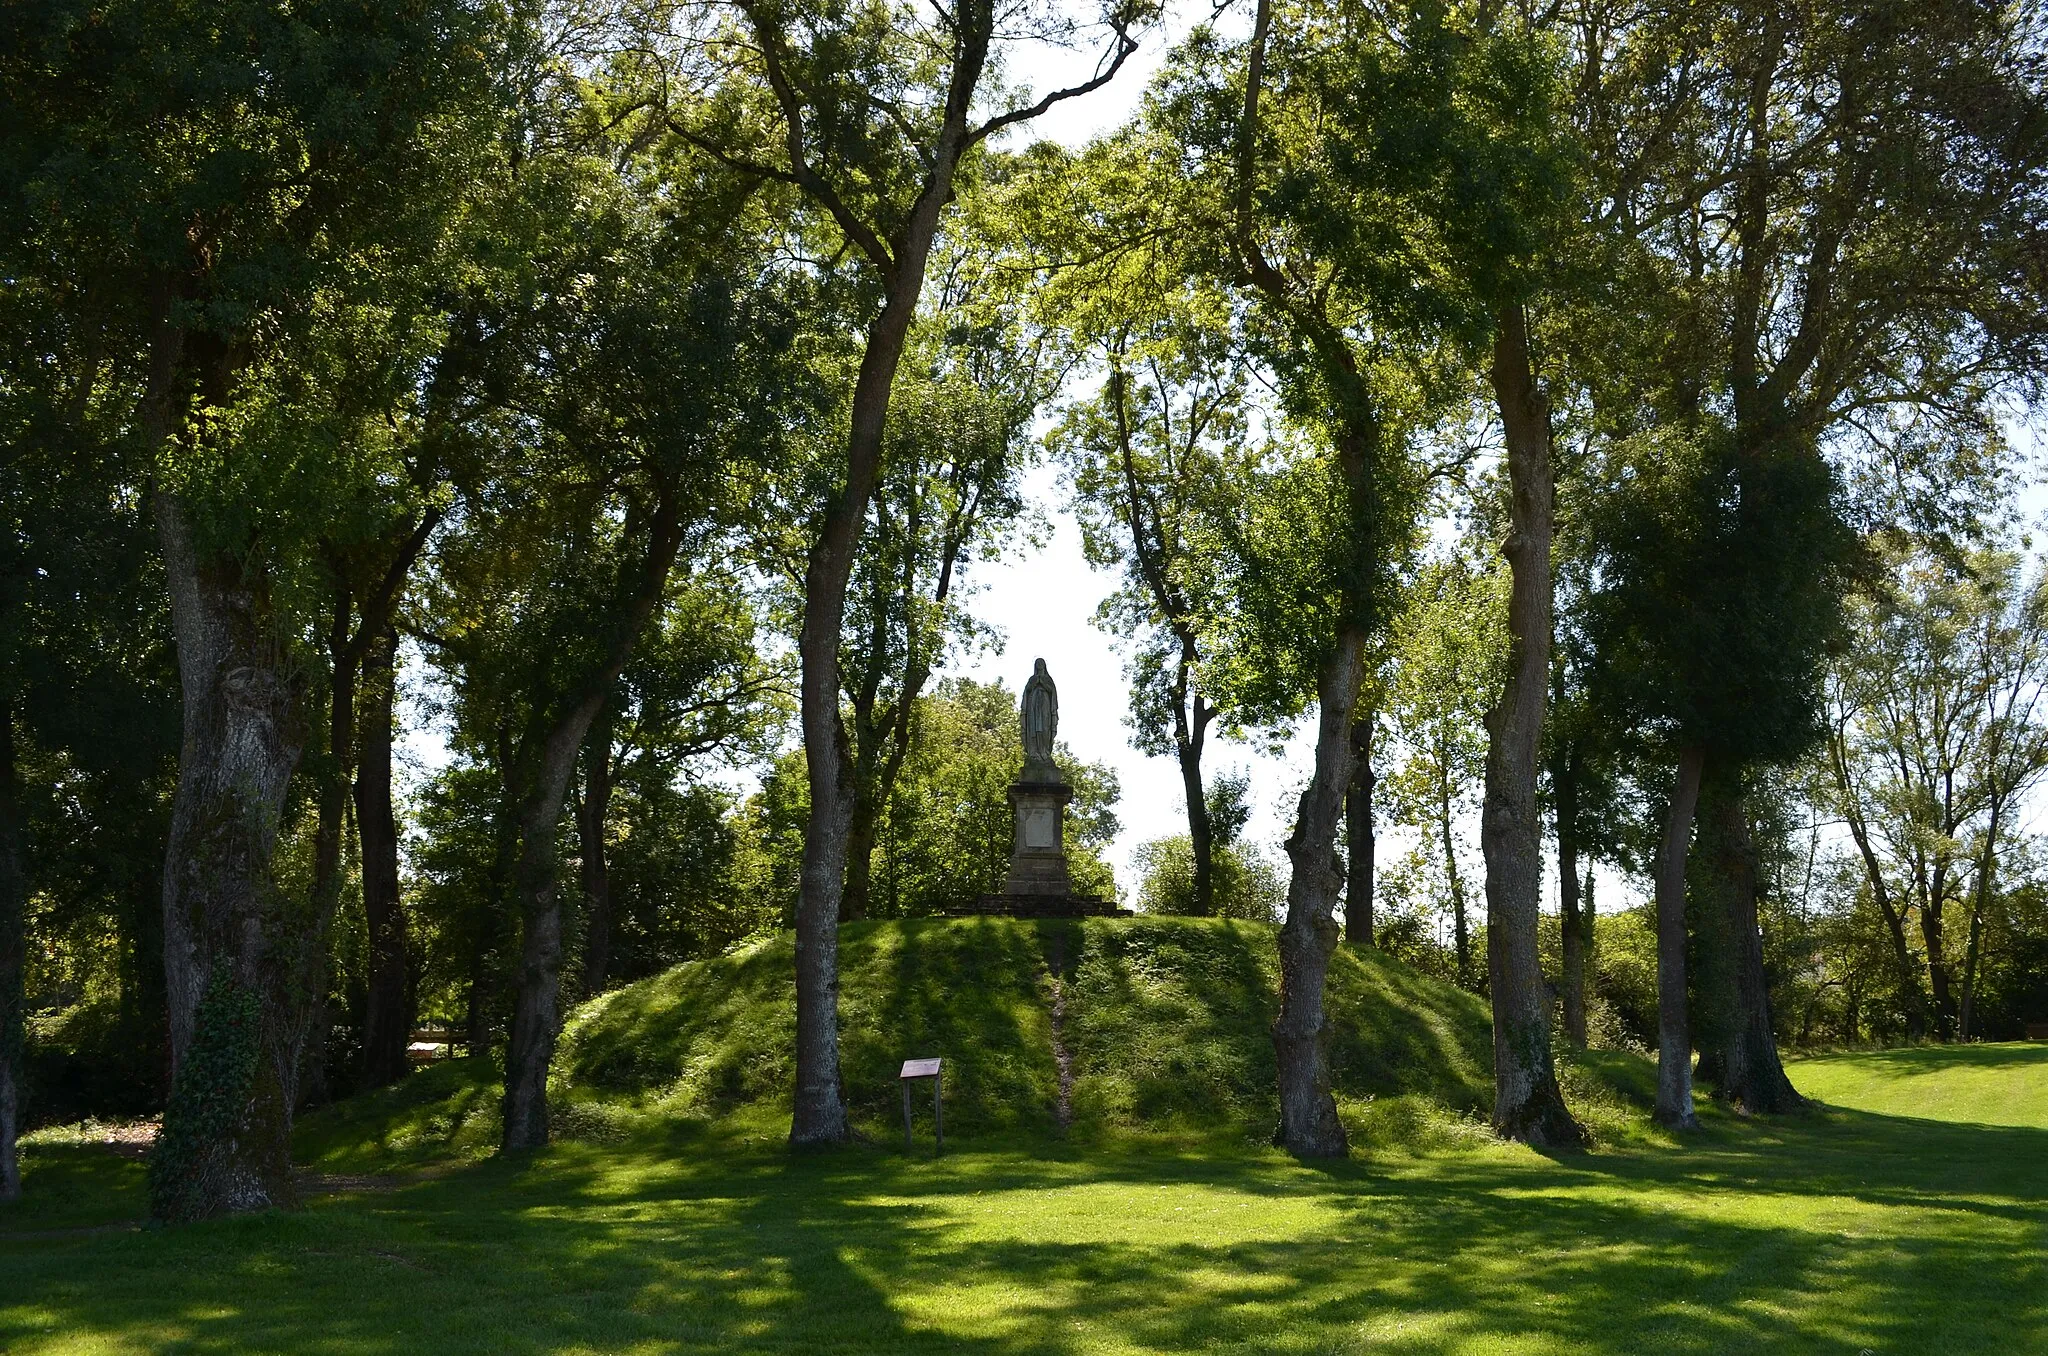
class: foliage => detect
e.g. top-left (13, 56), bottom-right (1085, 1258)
top-left (1131, 834), bottom-right (1284, 923)
top-left (739, 680), bottom-right (1124, 919)
top-left (145, 973), bottom-right (259, 1223)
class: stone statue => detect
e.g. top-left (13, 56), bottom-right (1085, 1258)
top-left (1020, 658), bottom-right (1060, 781)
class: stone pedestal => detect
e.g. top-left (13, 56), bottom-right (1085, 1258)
top-left (1003, 780), bottom-right (1074, 897)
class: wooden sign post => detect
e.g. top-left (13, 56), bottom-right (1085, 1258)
top-left (899, 1057), bottom-right (944, 1154)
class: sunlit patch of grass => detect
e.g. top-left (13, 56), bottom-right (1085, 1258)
top-left (3, 1045), bottom-right (2044, 1354)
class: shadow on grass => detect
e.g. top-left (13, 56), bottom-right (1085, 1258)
top-left (5, 1099), bottom-right (2044, 1355)
top-left (1801, 1041), bottom-right (2048, 1073)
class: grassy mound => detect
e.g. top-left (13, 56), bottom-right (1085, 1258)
top-left (556, 916), bottom-right (1494, 1143)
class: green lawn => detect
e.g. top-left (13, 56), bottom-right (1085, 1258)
top-left (3, 1043), bottom-right (2044, 1354)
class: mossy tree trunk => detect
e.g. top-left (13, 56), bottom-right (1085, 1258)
top-left (1692, 774), bottom-right (1803, 1113)
top-left (152, 484), bottom-right (309, 1219)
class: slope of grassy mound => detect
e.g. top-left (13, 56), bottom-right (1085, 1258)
top-left (557, 915), bottom-right (1494, 1142)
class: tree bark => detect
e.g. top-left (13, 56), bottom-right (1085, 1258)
top-left (1555, 752), bottom-right (1587, 1049)
top-left (578, 698), bottom-right (617, 993)
top-left (1272, 627), bottom-right (1363, 1158)
top-left (151, 487), bottom-right (308, 1218)
top-left (0, 696), bottom-right (24, 1201)
top-left (1345, 716), bottom-right (1375, 946)
top-left (1178, 684), bottom-right (1216, 916)
top-left (500, 503), bottom-right (687, 1152)
top-left (791, 229), bottom-right (950, 1149)
top-left (1920, 882), bottom-right (1955, 1040)
top-left (1440, 758), bottom-right (1470, 986)
top-left (356, 627), bottom-right (413, 1089)
top-left (1482, 302), bottom-right (1583, 1147)
top-left (1654, 745), bottom-right (1705, 1130)
top-left (1693, 781), bottom-right (1803, 1113)
top-left (1957, 809), bottom-right (2000, 1041)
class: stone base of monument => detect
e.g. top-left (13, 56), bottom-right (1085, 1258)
top-left (941, 775), bottom-right (1132, 918)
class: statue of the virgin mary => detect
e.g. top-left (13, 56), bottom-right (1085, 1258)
top-left (1020, 658), bottom-right (1060, 781)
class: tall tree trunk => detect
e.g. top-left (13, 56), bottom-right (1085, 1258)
top-left (792, 263), bottom-right (939, 1147)
top-left (578, 698), bottom-right (617, 993)
top-left (298, 593), bottom-right (360, 1111)
top-left (1693, 779), bottom-right (1803, 1113)
top-left (1178, 694), bottom-right (1215, 916)
top-left (1654, 746), bottom-right (1705, 1130)
top-left (0, 697), bottom-right (24, 1201)
top-left (356, 628), bottom-right (412, 1089)
top-left (500, 504), bottom-right (685, 1152)
top-left (1440, 763), bottom-right (1470, 986)
top-left (150, 489), bottom-right (308, 1219)
top-left (1482, 304), bottom-right (1582, 1146)
top-left (1345, 716), bottom-right (1376, 946)
top-left (1272, 628), bottom-right (1363, 1158)
top-left (1957, 813), bottom-right (2000, 1041)
top-left (1920, 889), bottom-right (1954, 1040)
top-left (1555, 754), bottom-right (1587, 1049)
top-left (1852, 830), bottom-right (1927, 1038)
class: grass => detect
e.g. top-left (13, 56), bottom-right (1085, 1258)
top-left (2, 919), bottom-right (2044, 1353)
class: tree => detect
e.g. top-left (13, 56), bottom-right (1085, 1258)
top-left (1047, 257), bottom-right (1259, 918)
top-left (5, 0), bottom-right (504, 1217)
top-left (578, 572), bottom-right (784, 993)
top-left (1384, 556), bottom-right (1502, 990)
top-left (1825, 542), bottom-right (2048, 1041)
top-left (417, 134), bottom-right (804, 1150)
top-left (1125, 0), bottom-right (1569, 1154)
top-left (656, 0), bottom-right (1149, 1146)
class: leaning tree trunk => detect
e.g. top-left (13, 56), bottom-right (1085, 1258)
top-left (150, 490), bottom-right (309, 1220)
top-left (357, 628), bottom-right (414, 1089)
top-left (791, 255), bottom-right (942, 1147)
top-left (1555, 757), bottom-right (1588, 1049)
top-left (0, 696), bottom-right (25, 1201)
top-left (577, 698), bottom-right (617, 993)
top-left (1345, 716), bottom-right (1376, 946)
top-left (1653, 745), bottom-right (1706, 1131)
top-left (1482, 304), bottom-right (1584, 1146)
top-left (1272, 627), bottom-right (1364, 1158)
top-left (500, 497), bottom-right (685, 1152)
